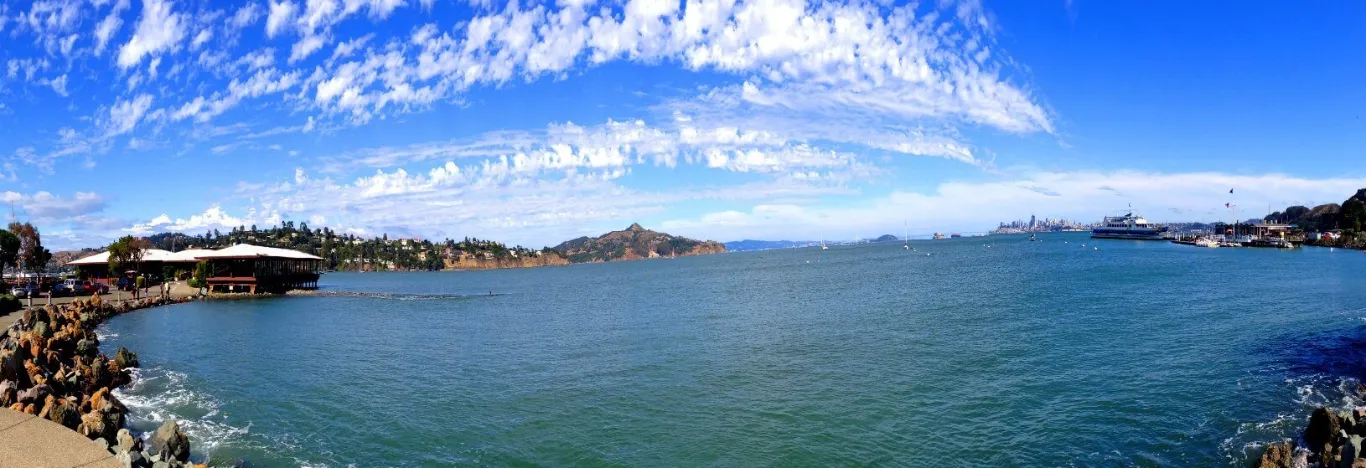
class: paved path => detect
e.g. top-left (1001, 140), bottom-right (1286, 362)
top-left (1, 282), bottom-right (201, 331)
top-left (0, 409), bottom-right (119, 467)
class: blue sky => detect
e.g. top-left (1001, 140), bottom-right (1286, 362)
top-left (0, 0), bottom-right (1363, 250)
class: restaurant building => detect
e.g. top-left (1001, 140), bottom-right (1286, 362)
top-left (68, 244), bottom-right (322, 293)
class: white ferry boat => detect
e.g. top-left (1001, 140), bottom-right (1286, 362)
top-left (1091, 211), bottom-right (1167, 240)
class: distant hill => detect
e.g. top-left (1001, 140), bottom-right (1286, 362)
top-left (724, 240), bottom-right (817, 252)
top-left (553, 224), bottom-right (726, 262)
top-left (873, 234), bottom-right (899, 242)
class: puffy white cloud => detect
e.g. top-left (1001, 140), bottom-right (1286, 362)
top-left (0, 191), bottom-right (109, 222)
top-left (266, 0), bottom-right (297, 38)
top-left (127, 205), bottom-right (250, 234)
top-left (116, 0), bottom-right (186, 69)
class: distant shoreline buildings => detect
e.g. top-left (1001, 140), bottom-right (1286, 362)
top-left (990, 216), bottom-right (1095, 234)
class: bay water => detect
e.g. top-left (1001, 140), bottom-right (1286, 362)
top-left (99, 233), bottom-right (1366, 466)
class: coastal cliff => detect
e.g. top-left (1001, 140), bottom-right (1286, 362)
top-left (445, 253), bottom-right (571, 270)
top-left (552, 223), bottom-right (726, 263)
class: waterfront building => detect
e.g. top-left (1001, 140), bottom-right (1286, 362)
top-left (195, 244), bottom-right (323, 293)
top-left (68, 248), bottom-right (207, 283)
top-left (68, 244), bottom-right (322, 293)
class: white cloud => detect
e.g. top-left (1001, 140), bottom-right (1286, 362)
top-left (330, 33), bottom-right (373, 60)
top-left (127, 205), bottom-right (249, 234)
top-left (289, 33), bottom-right (328, 63)
top-left (116, 0), bottom-right (186, 69)
top-left (103, 94), bottom-right (154, 136)
top-left (231, 2), bottom-right (262, 29)
top-left (45, 74), bottom-right (69, 96)
top-left (93, 3), bottom-right (127, 56)
top-left (191, 28), bottom-right (213, 49)
top-left (1, 191), bottom-right (109, 222)
top-left (266, 0), bottom-right (297, 38)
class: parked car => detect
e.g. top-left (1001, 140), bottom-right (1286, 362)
top-left (85, 281), bottom-right (109, 294)
top-left (9, 284), bottom-right (36, 298)
top-left (49, 282), bottom-right (71, 297)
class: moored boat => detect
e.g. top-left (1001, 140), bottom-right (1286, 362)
top-left (1091, 210), bottom-right (1167, 240)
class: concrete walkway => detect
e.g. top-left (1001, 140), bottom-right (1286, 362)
top-left (0, 409), bottom-right (119, 467)
top-left (1, 282), bottom-right (201, 331)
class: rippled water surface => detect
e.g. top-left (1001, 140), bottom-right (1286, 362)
top-left (99, 233), bottom-right (1366, 466)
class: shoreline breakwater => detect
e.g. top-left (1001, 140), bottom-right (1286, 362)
top-left (1, 294), bottom-right (204, 467)
top-left (1258, 398), bottom-right (1366, 467)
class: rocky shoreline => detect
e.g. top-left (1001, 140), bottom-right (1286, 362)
top-left (1257, 403), bottom-right (1366, 467)
top-left (0, 295), bottom-right (202, 467)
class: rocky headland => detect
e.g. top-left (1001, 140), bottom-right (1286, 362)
top-left (0, 295), bottom-right (203, 467)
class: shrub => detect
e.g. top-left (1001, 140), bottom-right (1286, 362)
top-left (0, 294), bottom-right (20, 313)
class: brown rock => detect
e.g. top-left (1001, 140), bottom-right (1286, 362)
top-left (37, 394), bottom-right (55, 419)
top-left (48, 400), bottom-right (79, 430)
top-left (1256, 440), bottom-right (1294, 468)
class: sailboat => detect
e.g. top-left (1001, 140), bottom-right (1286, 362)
top-left (821, 236), bottom-right (828, 250)
top-left (903, 222), bottom-right (911, 250)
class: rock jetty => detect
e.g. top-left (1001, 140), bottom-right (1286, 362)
top-left (1258, 405), bottom-right (1366, 468)
top-left (0, 295), bottom-right (205, 467)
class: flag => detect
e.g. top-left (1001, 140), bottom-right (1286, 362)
top-left (1225, 203), bottom-right (1231, 208)
top-left (1229, 188), bottom-right (1234, 194)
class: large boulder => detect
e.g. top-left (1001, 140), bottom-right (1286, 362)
top-left (22, 308), bottom-right (48, 330)
top-left (0, 380), bottom-right (14, 407)
top-left (48, 400), bottom-right (80, 430)
top-left (116, 448), bottom-right (146, 468)
top-left (31, 320), bottom-right (51, 339)
top-left (1342, 435), bottom-right (1364, 468)
top-left (147, 420), bottom-right (190, 462)
top-left (0, 351), bottom-right (23, 384)
top-left (75, 338), bottom-right (96, 357)
top-left (1258, 440), bottom-right (1295, 468)
top-left (117, 428), bottom-right (139, 454)
top-left (1308, 407), bottom-right (1344, 453)
top-left (16, 384), bottom-right (49, 406)
top-left (114, 347), bottom-right (139, 369)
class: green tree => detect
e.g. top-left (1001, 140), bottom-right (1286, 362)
top-left (7, 222), bottom-right (46, 274)
top-left (107, 236), bottom-right (149, 274)
top-left (0, 230), bottom-right (19, 273)
top-left (1343, 199), bottom-right (1366, 233)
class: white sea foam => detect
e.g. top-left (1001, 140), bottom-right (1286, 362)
top-left (114, 365), bottom-right (254, 461)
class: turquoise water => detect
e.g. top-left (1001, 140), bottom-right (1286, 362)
top-left (100, 233), bottom-right (1366, 466)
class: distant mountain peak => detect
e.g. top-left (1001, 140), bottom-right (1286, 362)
top-left (553, 225), bottom-right (724, 262)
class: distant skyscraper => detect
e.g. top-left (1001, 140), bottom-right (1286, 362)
top-left (1029, 215), bottom-right (1037, 230)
